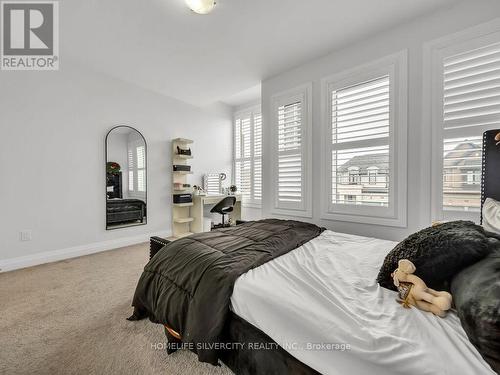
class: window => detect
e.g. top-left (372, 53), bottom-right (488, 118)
top-left (271, 84), bottom-right (312, 217)
top-left (368, 168), bottom-right (378, 185)
top-left (332, 76), bottom-right (390, 206)
top-left (429, 25), bottom-right (500, 220)
top-left (348, 167), bottom-right (360, 185)
top-left (234, 107), bottom-right (262, 207)
top-left (321, 51), bottom-right (408, 227)
top-left (137, 145), bottom-right (146, 192)
top-left (128, 142), bottom-right (146, 197)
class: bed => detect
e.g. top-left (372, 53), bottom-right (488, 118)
top-left (229, 230), bottom-right (494, 374)
top-left (106, 198), bottom-right (146, 225)
top-left (130, 129), bottom-right (500, 375)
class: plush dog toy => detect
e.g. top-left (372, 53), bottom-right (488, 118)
top-left (391, 259), bottom-right (452, 317)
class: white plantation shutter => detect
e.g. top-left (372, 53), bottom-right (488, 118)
top-left (128, 149), bottom-right (134, 192)
top-left (330, 75), bottom-right (390, 207)
top-left (272, 84), bottom-right (312, 216)
top-left (128, 144), bottom-right (146, 195)
top-left (253, 113), bottom-right (262, 201)
top-left (440, 40), bottom-right (500, 213)
top-left (137, 146), bottom-right (145, 169)
top-left (234, 108), bottom-right (262, 206)
top-left (137, 146), bottom-right (146, 192)
top-left (277, 102), bottom-right (303, 203)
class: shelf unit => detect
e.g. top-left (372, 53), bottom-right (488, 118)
top-left (173, 171), bottom-right (193, 175)
top-left (169, 138), bottom-right (194, 241)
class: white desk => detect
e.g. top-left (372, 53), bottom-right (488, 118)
top-left (191, 194), bottom-right (242, 233)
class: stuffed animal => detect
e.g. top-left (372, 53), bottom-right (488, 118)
top-left (391, 259), bottom-right (452, 317)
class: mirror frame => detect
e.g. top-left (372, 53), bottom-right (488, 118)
top-left (105, 125), bottom-right (148, 230)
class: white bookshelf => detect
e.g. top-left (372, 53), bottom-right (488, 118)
top-left (169, 138), bottom-right (194, 241)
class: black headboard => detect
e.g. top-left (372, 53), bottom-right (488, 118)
top-left (481, 129), bottom-right (500, 223)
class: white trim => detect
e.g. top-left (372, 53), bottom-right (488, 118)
top-left (424, 18), bottom-right (500, 223)
top-left (0, 230), bottom-right (170, 273)
top-left (270, 83), bottom-right (313, 218)
top-left (320, 50), bottom-right (408, 227)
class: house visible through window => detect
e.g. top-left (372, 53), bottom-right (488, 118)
top-left (345, 194), bottom-right (356, 202)
top-left (439, 40), bottom-right (500, 213)
top-left (234, 107), bottom-right (262, 207)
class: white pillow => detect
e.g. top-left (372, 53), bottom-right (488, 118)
top-left (483, 198), bottom-right (500, 235)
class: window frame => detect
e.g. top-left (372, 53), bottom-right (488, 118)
top-left (426, 20), bottom-right (500, 223)
top-left (320, 50), bottom-right (408, 227)
top-left (127, 141), bottom-right (146, 198)
top-left (270, 83), bottom-right (313, 218)
top-left (233, 105), bottom-right (262, 208)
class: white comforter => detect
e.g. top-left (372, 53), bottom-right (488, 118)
top-left (230, 230), bottom-right (495, 375)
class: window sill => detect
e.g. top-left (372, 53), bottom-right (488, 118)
top-left (272, 207), bottom-right (313, 219)
top-left (320, 211), bottom-right (407, 228)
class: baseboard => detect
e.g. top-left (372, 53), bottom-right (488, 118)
top-left (0, 230), bottom-right (171, 273)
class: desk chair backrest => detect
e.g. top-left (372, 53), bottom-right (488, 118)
top-left (210, 196), bottom-right (236, 215)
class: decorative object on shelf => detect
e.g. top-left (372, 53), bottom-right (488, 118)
top-left (174, 182), bottom-right (191, 190)
top-left (177, 146), bottom-right (191, 156)
top-left (185, 0), bottom-right (216, 14)
top-left (192, 185), bottom-right (206, 196)
top-left (106, 162), bottom-right (121, 174)
top-left (173, 193), bottom-right (193, 204)
top-left (173, 164), bottom-right (191, 172)
top-left (230, 184), bottom-right (237, 193)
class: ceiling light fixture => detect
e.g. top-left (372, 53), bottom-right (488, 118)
top-left (185, 0), bottom-right (216, 15)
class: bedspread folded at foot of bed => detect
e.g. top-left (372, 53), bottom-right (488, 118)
top-left (130, 219), bottom-right (324, 365)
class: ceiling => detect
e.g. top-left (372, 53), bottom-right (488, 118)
top-left (62, 0), bottom-right (460, 107)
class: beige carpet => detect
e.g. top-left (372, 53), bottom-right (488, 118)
top-left (0, 244), bottom-right (233, 375)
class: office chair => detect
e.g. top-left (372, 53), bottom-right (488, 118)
top-left (210, 196), bottom-right (236, 229)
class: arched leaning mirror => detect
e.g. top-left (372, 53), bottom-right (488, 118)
top-left (105, 126), bottom-right (147, 230)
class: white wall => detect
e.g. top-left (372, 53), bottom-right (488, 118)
top-left (262, 0), bottom-right (500, 241)
top-left (0, 61), bottom-right (232, 270)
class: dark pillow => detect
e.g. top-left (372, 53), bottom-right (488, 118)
top-left (451, 250), bottom-right (500, 374)
top-left (376, 221), bottom-right (494, 292)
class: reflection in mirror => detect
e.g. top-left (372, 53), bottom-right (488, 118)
top-left (105, 126), bottom-right (147, 230)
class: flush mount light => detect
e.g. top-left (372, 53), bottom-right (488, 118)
top-left (185, 0), bottom-right (216, 14)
